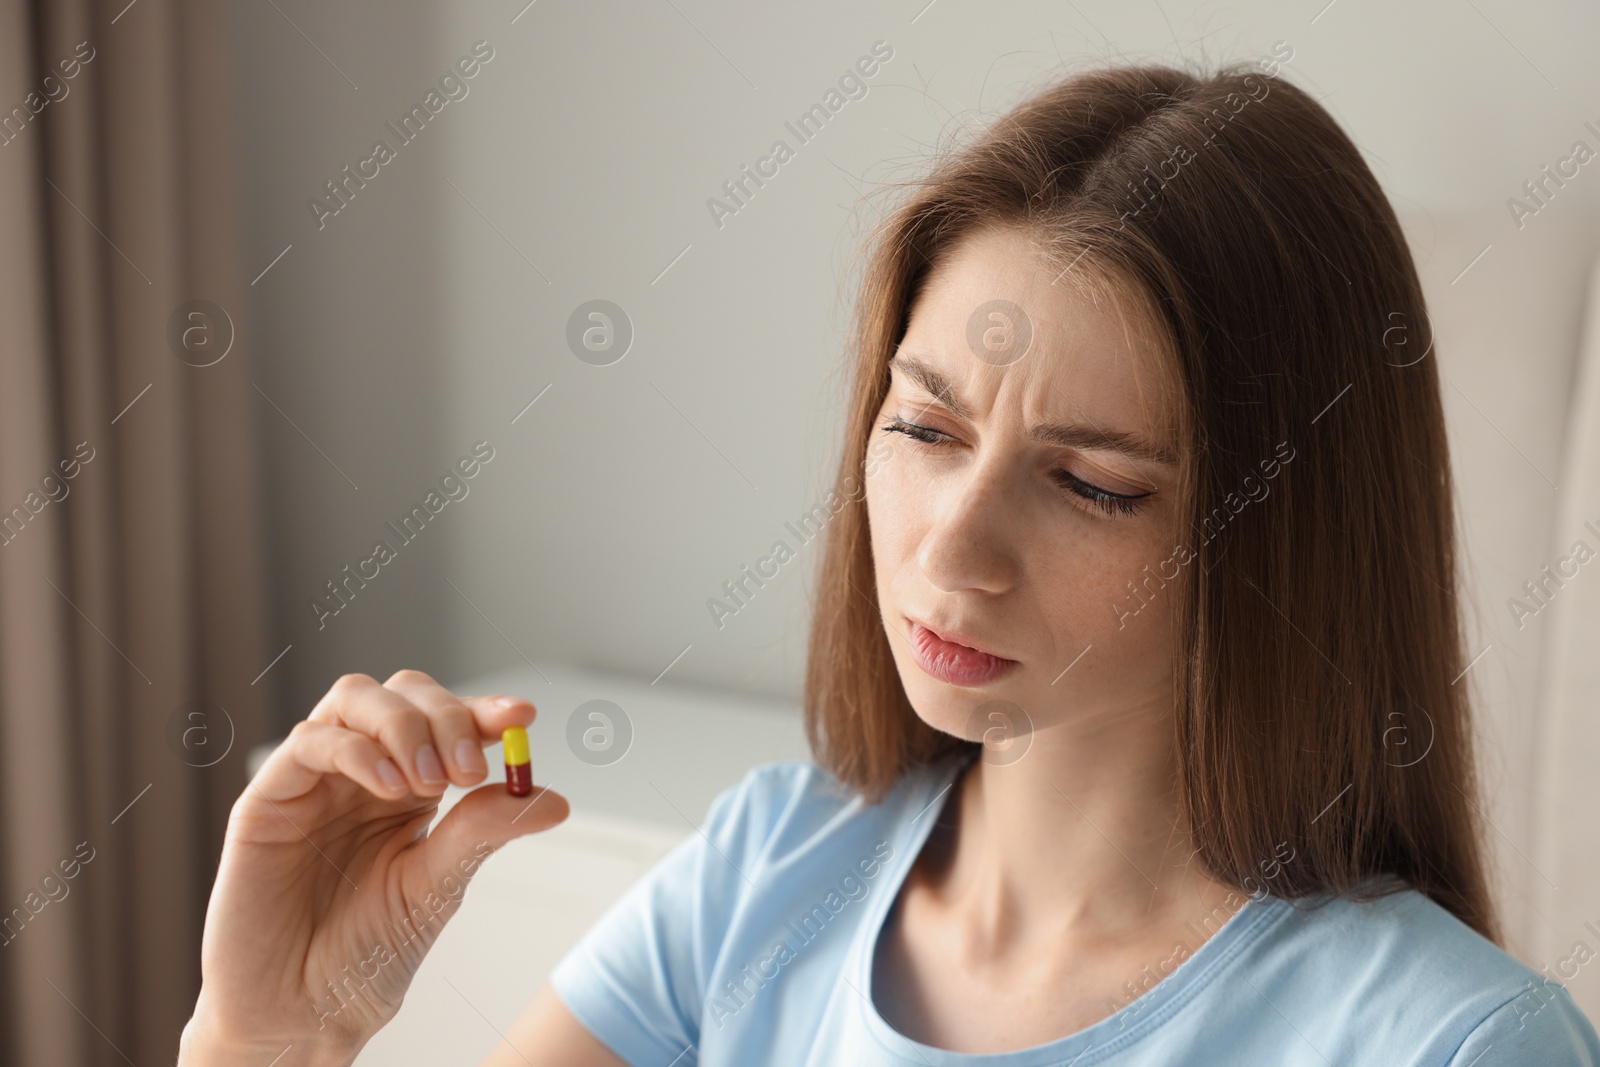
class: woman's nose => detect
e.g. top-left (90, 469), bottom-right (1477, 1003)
top-left (914, 458), bottom-right (1020, 595)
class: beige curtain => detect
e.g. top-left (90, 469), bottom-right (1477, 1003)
top-left (0, 1), bottom-right (273, 1063)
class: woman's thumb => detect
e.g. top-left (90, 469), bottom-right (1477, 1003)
top-left (422, 780), bottom-right (571, 874)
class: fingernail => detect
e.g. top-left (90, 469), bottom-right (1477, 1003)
top-left (494, 695), bottom-right (523, 709)
top-left (415, 744), bottom-right (446, 785)
top-left (454, 738), bottom-right (487, 776)
top-left (375, 758), bottom-right (405, 792)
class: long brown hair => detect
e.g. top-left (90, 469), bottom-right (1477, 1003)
top-left (803, 62), bottom-right (1499, 943)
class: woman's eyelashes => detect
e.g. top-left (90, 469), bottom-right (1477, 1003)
top-left (1050, 467), bottom-right (1148, 516)
top-left (878, 415), bottom-right (1152, 517)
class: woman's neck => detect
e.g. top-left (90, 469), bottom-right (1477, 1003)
top-left (916, 708), bottom-right (1244, 962)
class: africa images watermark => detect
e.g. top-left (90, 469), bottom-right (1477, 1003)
top-left (0, 441), bottom-right (96, 549)
top-left (0, 40), bottom-right (95, 149)
top-left (1510, 915), bottom-right (1600, 1031)
top-left (705, 433), bottom-right (893, 630)
top-left (312, 440), bottom-right (496, 629)
top-left (1504, 514), bottom-right (1600, 632)
top-left (1505, 113), bottom-right (1600, 231)
top-left (706, 39), bottom-right (894, 230)
top-left (311, 840), bottom-right (494, 1028)
top-left (1098, 41), bottom-right (1293, 236)
top-left (706, 839), bottom-right (896, 1029)
top-left (1112, 439), bottom-right (1297, 630)
top-left (308, 40), bottom-right (496, 231)
top-left (0, 840), bottom-right (96, 949)
top-left (1103, 839), bottom-right (1297, 1031)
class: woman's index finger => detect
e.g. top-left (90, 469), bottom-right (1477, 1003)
top-left (457, 694), bottom-right (537, 738)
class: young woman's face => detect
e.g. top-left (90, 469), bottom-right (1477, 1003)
top-left (865, 224), bottom-right (1187, 749)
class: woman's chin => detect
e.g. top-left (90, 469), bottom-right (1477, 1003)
top-left (904, 683), bottom-right (1035, 750)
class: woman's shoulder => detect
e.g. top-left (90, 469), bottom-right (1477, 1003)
top-left (1266, 887), bottom-right (1552, 992)
top-left (1247, 887), bottom-right (1600, 1063)
top-left (545, 755), bottom-right (963, 1064)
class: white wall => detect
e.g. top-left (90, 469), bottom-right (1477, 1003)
top-left (231, 0), bottom-right (1600, 1011)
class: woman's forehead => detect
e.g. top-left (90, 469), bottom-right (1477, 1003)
top-left (902, 237), bottom-right (1177, 434)
top-left (917, 226), bottom-right (1165, 352)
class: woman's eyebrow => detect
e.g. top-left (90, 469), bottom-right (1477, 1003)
top-left (887, 354), bottom-right (1179, 465)
top-left (889, 354), bottom-right (973, 417)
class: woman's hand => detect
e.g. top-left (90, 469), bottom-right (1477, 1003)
top-left (178, 670), bottom-right (570, 1066)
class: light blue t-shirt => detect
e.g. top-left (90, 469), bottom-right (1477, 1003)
top-left (548, 751), bottom-right (1600, 1065)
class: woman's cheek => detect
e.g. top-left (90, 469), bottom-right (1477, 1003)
top-left (1056, 533), bottom-right (1171, 638)
top-left (863, 465), bottom-right (904, 570)
top-left (866, 441), bottom-right (918, 531)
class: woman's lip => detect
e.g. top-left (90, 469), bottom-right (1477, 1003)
top-left (905, 618), bottom-right (1018, 687)
top-left (905, 617), bottom-right (1013, 661)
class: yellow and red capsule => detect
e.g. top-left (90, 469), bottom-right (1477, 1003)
top-left (502, 726), bottom-right (532, 796)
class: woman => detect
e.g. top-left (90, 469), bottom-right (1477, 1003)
top-left (178, 62), bottom-right (1600, 1065)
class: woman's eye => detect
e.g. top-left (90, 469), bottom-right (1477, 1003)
top-left (880, 417), bottom-right (947, 447)
top-left (1050, 468), bottom-right (1150, 516)
top-left (879, 415), bottom-right (1151, 518)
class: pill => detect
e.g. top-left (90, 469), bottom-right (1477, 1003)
top-left (502, 725), bottom-right (532, 796)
